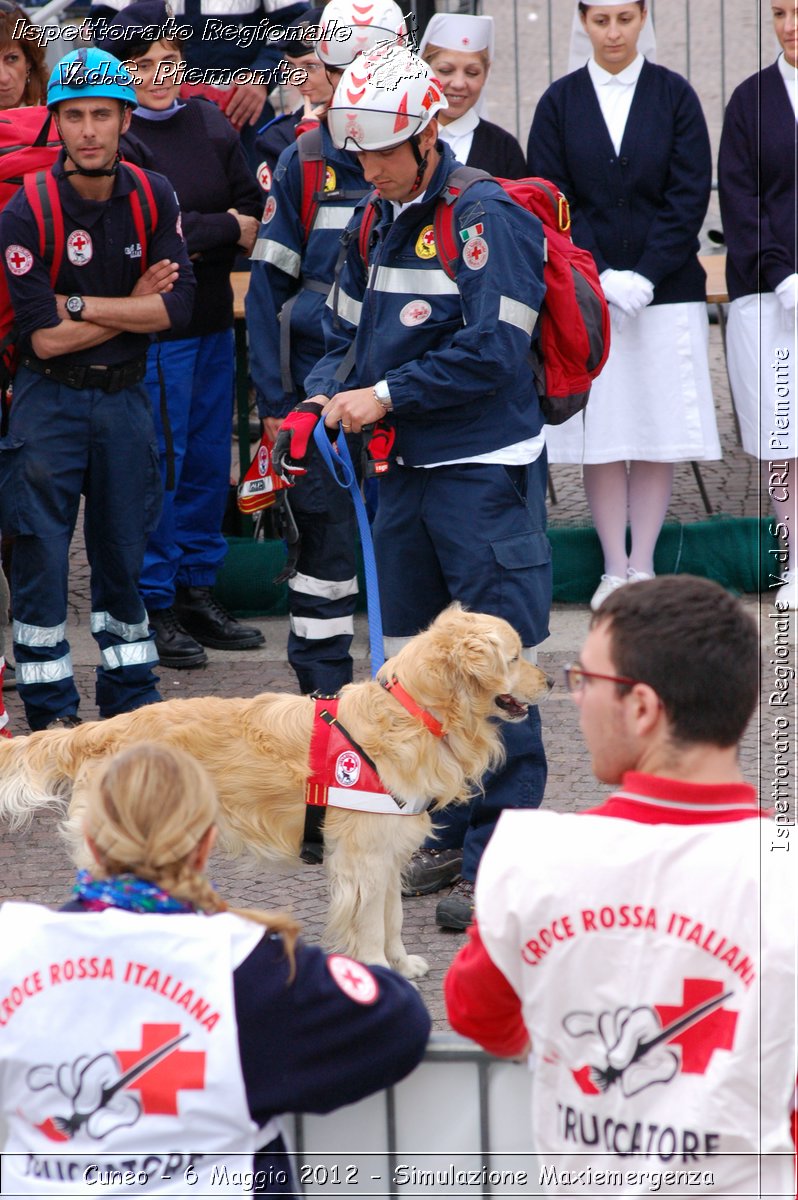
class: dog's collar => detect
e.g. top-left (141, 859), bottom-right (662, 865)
top-left (381, 677), bottom-right (446, 739)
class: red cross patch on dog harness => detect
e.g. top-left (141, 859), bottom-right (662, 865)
top-left (306, 698), bottom-right (409, 816)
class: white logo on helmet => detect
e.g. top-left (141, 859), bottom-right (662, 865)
top-left (67, 230), bottom-right (93, 266)
top-left (369, 45), bottom-right (425, 91)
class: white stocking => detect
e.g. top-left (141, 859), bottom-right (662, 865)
top-left (583, 462), bottom-right (630, 578)
top-left (627, 461), bottom-right (675, 576)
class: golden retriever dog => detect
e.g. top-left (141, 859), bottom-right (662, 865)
top-left (0, 606), bottom-right (550, 977)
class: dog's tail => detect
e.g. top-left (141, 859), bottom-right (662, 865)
top-left (0, 727), bottom-right (79, 830)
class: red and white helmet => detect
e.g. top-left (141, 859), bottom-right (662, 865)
top-left (317, 0), bottom-right (408, 69)
top-left (327, 44), bottom-right (448, 151)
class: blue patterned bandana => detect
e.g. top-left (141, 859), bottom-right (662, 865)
top-left (72, 870), bottom-right (195, 914)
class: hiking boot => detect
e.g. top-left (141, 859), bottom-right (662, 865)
top-left (46, 715), bottom-right (82, 730)
top-left (402, 847), bottom-right (464, 896)
top-left (174, 587), bottom-right (265, 651)
top-left (436, 878), bottom-right (475, 931)
top-left (149, 607), bottom-right (208, 669)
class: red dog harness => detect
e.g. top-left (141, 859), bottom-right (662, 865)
top-left (306, 698), bottom-right (407, 816)
top-left (300, 687), bottom-right (445, 863)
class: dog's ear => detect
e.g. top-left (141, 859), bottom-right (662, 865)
top-left (453, 628), bottom-right (511, 695)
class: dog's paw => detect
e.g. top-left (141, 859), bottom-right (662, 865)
top-left (393, 954), bottom-right (429, 980)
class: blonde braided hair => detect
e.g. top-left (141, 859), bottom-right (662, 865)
top-left (83, 743), bottom-right (299, 975)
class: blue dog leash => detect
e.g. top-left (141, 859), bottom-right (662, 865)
top-left (312, 421), bottom-right (385, 677)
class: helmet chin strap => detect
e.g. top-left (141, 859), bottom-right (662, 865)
top-left (407, 135), bottom-right (430, 196)
top-left (62, 150), bottom-right (121, 179)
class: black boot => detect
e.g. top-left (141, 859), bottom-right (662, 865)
top-left (174, 587), bottom-right (265, 651)
top-left (149, 607), bottom-right (208, 669)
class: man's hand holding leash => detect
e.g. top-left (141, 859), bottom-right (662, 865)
top-left (323, 387), bottom-right (386, 434)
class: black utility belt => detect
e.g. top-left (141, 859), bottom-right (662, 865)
top-left (21, 354), bottom-right (147, 394)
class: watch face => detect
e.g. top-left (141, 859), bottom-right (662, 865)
top-left (66, 296), bottom-right (83, 315)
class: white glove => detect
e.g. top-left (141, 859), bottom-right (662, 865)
top-left (600, 270), bottom-right (654, 317)
top-left (626, 272), bottom-right (655, 313)
top-left (775, 273), bottom-right (798, 312)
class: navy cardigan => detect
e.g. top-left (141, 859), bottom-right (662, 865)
top-left (718, 60), bottom-right (798, 301)
top-left (467, 117), bottom-right (527, 179)
top-left (526, 60), bottom-right (711, 305)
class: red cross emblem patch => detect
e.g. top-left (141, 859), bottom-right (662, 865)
top-left (400, 299), bottom-right (432, 327)
top-left (328, 955), bottom-right (379, 1005)
top-left (335, 750), bottom-right (361, 787)
top-left (463, 235), bottom-right (489, 271)
top-left (5, 244), bottom-right (33, 275)
top-left (67, 229), bottom-right (93, 266)
top-left (257, 443), bottom-right (271, 477)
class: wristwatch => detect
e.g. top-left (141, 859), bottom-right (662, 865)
top-left (65, 295), bottom-right (86, 322)
top-left (373, 379), bottom-right (392, 413)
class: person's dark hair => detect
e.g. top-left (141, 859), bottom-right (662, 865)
top-left (93, 0), bottom-right (187, 61)
top-left (106, 30), bottom-right (185, 62)
top-left (592, 575), bottom-right (759, 747)
top-left (0, 3), bottom-right (48, 107)
top-left (578, 1), bottom-right (645, 14)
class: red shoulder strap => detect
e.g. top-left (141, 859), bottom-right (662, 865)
top-left (24, 168), bottom-right (64, 287)
top-left (121, 162), bottom-right (158, 275)
top-left (297, 124), bottom-right (325, 243)
top-left (357, 195), bottom-right (380, 269)
top-left (433, 201), bottom-right (458, 281)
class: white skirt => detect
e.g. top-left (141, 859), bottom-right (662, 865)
top-left (726, 293), bottom-right (797, 459)
top-left (545, 301), bottom-right (722, 464)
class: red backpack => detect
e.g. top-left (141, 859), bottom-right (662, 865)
top-left (355, 168), bottom-right (611, 426)
top-left (0, 108), bottom-right (158, 390)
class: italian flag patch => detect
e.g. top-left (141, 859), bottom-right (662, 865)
top-left (459, 222), bottom-right (484, 242)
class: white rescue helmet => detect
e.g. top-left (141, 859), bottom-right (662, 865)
top-left (327, 45), bottom-right (448, 152)
top-left (317, 0), bottom-right (408, 69)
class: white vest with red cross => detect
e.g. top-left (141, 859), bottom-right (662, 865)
top-left (0, 903), bottom-right (280, 1196)
top-left (476, 810), bottom-right (796, 1198)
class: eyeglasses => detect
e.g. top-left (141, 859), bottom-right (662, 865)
top-left (562, 663), bottom-right (639, 693)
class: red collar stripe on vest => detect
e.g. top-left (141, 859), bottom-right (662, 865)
top-left (381, 677), bottom-right (446, 739)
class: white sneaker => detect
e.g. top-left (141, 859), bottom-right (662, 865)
top-left (774, 569), bottom-right (798, 611)
top-left (590, 574), bottom-right (626, 611)
top-left (627, 568), bottom-right (655, 584)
